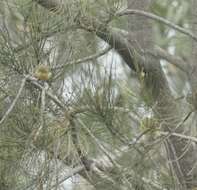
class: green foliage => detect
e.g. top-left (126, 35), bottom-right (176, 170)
top-left (0, 0), bottom-right (195, 189)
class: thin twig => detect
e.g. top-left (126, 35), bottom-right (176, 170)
top-left (53, 46), bottom-right (112, 70)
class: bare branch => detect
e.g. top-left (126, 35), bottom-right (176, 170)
top-left (116, 9), bottom-right (197, 42)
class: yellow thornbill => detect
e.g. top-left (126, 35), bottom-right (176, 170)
top-left (34, 64), bottom-right (52, 81)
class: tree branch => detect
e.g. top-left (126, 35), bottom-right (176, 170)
top-left (53, 46), bottom-right (112, 70)
top-left (116, 9), bottom-right (197, 42)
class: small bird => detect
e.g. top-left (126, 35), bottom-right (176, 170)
top-left (34, 64), bottom-right (52, 81)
